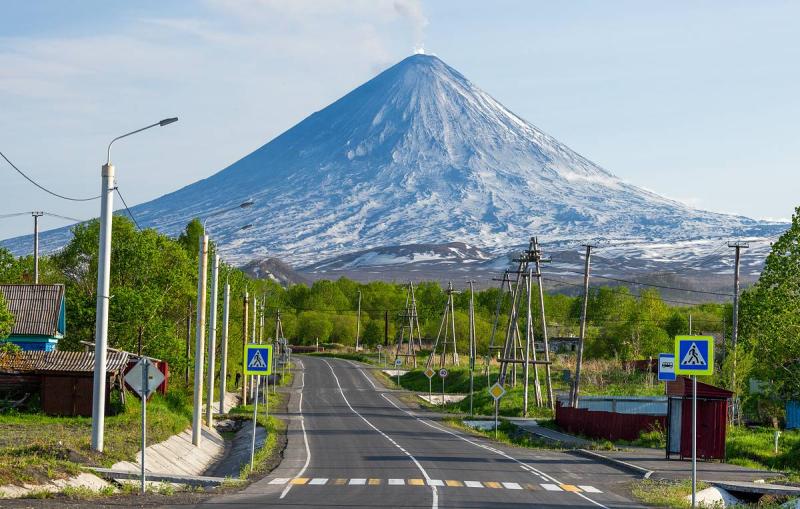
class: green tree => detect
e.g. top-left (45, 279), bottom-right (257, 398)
top-left (740, 206), bottom-right (800, 398)
top-left (0, 291), bottom-right (14, 339)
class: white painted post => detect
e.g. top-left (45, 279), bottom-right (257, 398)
top-left (192, 234), bottom-right (208, 446)
top-left (219, 280), bottom-right (230, 415)
top-left (205, 254), bottom-right (219, 426)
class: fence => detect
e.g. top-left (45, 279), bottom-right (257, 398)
top-left (555, 396), bottom-right (667, 442)
top-left (557, 395), bottom-right (667, 415)
top-left (788, 401), bottom-right (800, 430)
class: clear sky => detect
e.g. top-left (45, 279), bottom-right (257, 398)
top-left (1, 0), bottom-right (798, 239)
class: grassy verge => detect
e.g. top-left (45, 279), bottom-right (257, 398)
top-left (0, 390), bottom-right (192, 486)
top-left (630, 479), bottom-right (708, 509)
top-left (725, 426), bottom-right (800, 473)
top-left (443, 417), bottom-right (565, 450)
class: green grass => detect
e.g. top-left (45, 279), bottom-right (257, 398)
top-left (227, 391), bottom-right (287, 480)
top-left (630, 479), bottom-right (709, 509)
top-left (0, 390), bottom-right (192, 486)
top-left (443, 418), bottom-right (565, 450)
top-left (725, 426), bottom-right (800, 473)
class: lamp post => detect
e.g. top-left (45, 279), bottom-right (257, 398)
top-left (192, 203), bottom-right (253, 446)
top-left (91, 117), bottom-right (178, 453)
top-left (218, 275), bottom-right (230, 415)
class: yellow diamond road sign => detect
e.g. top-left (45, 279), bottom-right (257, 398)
top-left (489, 382), bottom-right (506, 401)
top-left (424, 368), bottom-right (436, 379)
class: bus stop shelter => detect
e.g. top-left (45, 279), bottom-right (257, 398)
top-left (666, 376), bottom-right (732, 460)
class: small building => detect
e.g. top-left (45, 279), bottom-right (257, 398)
top-left (0, 284), bottom-right (66, 351)
top-left (0, 350), bottom-right (129, 416)
top-left (666, 376), bottom-right (733, 460)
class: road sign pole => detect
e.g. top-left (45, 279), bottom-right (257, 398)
top-left (442, 377), bottom-right (445, 408)
top-left (140, 359), bottom-right (148, 494)
top-left (470, 371), bottom-right (474, 416)
top-left (250, 375), bottom-right (260, 471)
top-left (429, 377), bottom-right (432, 403)
top-left (692, 374), bottom-right (697, 508)
top-left (494, 399), bottom-right (498, 439)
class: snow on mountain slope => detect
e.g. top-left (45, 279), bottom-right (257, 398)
top-left (1, 54), bottom-right (785, 273)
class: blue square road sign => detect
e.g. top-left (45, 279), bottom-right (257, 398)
top-left (674, 336), bottom-right (714, 376)
top-left (244, 344), bottom-right (273, 375)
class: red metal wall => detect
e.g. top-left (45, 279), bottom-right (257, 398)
top-left (556, 403), bottom-right (666, 441)
top-left (679, 398), bottom-right (727, 459)
top-left (41, 375), bottom-right (97, 416)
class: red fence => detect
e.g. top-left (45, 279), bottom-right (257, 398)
top-left (555, 403), bottom-right (665, 441)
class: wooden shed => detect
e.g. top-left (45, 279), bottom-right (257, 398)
top-left (0, 284), bottom-right (66, 351)
top-left (0, 350), bottom-right (129, 416)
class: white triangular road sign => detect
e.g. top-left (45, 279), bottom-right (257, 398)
top-left (681, 342), bottom-right (706, 366)
top-left (248, 350), bottom-right (268, 369)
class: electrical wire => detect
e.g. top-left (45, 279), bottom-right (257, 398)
top-left (115, 187), bottom-right (141, 230)
top-left (0, 211), bottom-right (85, 223)
top-left (0, 150), bottom-right (101, 202)
top-left (548, 266), bottom-right (732, 297)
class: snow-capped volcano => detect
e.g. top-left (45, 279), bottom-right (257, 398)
top-left (2, 54), bottom-right (784, 273)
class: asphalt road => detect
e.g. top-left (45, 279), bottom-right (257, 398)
top-left (199, 356), bottom-right (644, 509)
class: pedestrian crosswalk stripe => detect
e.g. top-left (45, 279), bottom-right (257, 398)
top-left (263, 477), bottom-right (603, 494)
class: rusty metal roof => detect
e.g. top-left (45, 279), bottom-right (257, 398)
top-left (0, 350), bottom-right (129, 374)
top-left (0, 284), bottom-right (64, 336)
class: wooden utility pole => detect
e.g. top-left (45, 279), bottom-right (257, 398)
top-left (355, 290), bottom-right (362, 351)
top-left (532, 237), bottom-right (555, 410)
top-left (467, 280), bottom-right (477, 416)
top-left (384, 310), bottom-right (389, 347)
top-left (426, 281), bottom-right (460, 368)
top-left (728, 241), bottom-right (748, 420)
top-left (571, 244), bottom-right (593, 408)
top-left (185, 299), bottom-right (192, 385)
top-left (242, 291), bottom-right (249, 405)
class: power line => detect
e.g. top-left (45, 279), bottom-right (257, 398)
top-left (115, 187), bottom-right (141, 230)
top-left (542, 276), bottom-right (721, 307)
top-left (0, 211), bottom-right (86, 223)
top-left (0, 150), bottom-right (101, 202)
top-left (549, 266), bottom-right (733, 297)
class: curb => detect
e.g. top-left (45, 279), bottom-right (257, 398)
top-left (570, 448), bottom-right (655, 479)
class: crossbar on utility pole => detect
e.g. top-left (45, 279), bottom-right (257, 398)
top-left (571, 244), bottom-right (593, 408)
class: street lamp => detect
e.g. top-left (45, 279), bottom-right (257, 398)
top-left (193, 202), bottom-right (253, 446)
top-left (91, 117), bottom-right (178, 453)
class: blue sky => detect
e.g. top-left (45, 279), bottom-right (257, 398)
top-left (1, 0), bottom-right (798, 239)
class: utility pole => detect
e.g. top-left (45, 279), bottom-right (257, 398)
top-left (532, 238), bottom-right (555, 410)
top-left (384, 310), bottom-right (389, 348)
top-left (355, 290), bottom-right (362, 351)
top-left (205, 254), bottom-right (219, 427)
top-left (31, 211), bottom-right (43, 284)
top-left (571, 244), bottom-right (593, 408)
top-left (191, 233), bottom-right (209, 446)
top-left (218, 276), bottom-right (230, 415)
top-left (250, 297), bottom-right (257, 402)
top-left (185, 299), bottom-right (192, 385)
top-left (468, 280), bottom-right (476, 416)
top-left (729, 241), bottom-right (748, 420)
top-left (242, 291), bottom-right (249, 404)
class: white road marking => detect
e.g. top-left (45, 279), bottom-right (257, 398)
top-left (379, 392), bottom-right (611, 509)
top-left (502, 482), bottom-right (523, 490)
top-left (464, 481), bottom-right (484, 488)
top-left (324, 359), bottom-right (438, 509)
top-left (542, 483), bottom-right (563, 492)
top-left (348, 478), bottom-right (367, 485)
top-left (269, 478), bottom-right (290, 485)
top-left (308, 478), bottom-right (328, 485)
top-left (427, 479), bottom-right (444, 486)
top-left (280, 362), bottom-right (310, 500)
top-left (346, 359), bottom-right (378, 389)
top-left (388, 478), bottom-right (406, 485)
top-left (580, 485), bottom-right (603, 493)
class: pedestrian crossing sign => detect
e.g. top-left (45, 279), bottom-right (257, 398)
top-left (244, 344), bottom-right (273, 375)
top-left (674, 336), bottom-right (714, 376)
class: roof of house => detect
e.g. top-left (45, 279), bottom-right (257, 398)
top-left (0, 284), bottom-right (64, 336)
top-left (0, 350), bottom-right (129, 375)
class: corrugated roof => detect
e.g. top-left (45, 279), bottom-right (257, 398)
top-left (0, 350), bottom-right (129, 374)
top-left (0, 284), bottom-right (64, 336)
